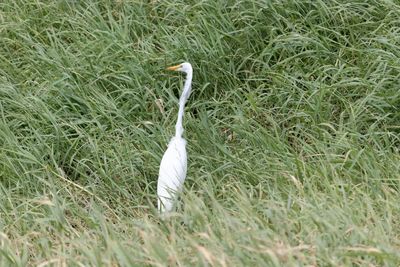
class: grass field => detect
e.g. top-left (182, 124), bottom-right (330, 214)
top-left (1, 0), bottom-right (400, 266)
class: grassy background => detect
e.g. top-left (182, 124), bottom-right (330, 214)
top-left (0, 0), bottom-right (400, 266)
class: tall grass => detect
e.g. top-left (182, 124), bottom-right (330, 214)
top-left (0, 0), bottom-right (399, 266)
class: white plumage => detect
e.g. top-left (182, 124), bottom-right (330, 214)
top-left (157, 62), bottom-right (193, 214)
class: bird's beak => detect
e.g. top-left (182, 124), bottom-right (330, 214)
top-left (166, 64), bottom-right (181, 71)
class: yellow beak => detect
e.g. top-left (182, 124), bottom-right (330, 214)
top-left (166, 64), bottom-right (181, 71)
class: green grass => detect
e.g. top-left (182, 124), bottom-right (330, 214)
top-left (0, 0), bottom-right (400, 266)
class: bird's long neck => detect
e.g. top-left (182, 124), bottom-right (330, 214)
top-left (175, 70), bottom-right (192, 138)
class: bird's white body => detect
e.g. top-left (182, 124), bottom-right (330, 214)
top-left (157, 137), bottom-right (187, 212)
top-left (157, 62), bottom-right (193, 214)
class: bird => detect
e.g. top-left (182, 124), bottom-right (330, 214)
top-left (157, 62), bottom-right (193, 214)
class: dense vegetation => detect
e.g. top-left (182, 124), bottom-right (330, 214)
top-left (0, 0), bottom-right (399, 266)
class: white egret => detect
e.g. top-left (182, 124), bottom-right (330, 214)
top-left (157, 62), bottom-right (193, 214)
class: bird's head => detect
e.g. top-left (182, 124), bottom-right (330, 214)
top-left (167, 62), bottom-right (192, 74)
